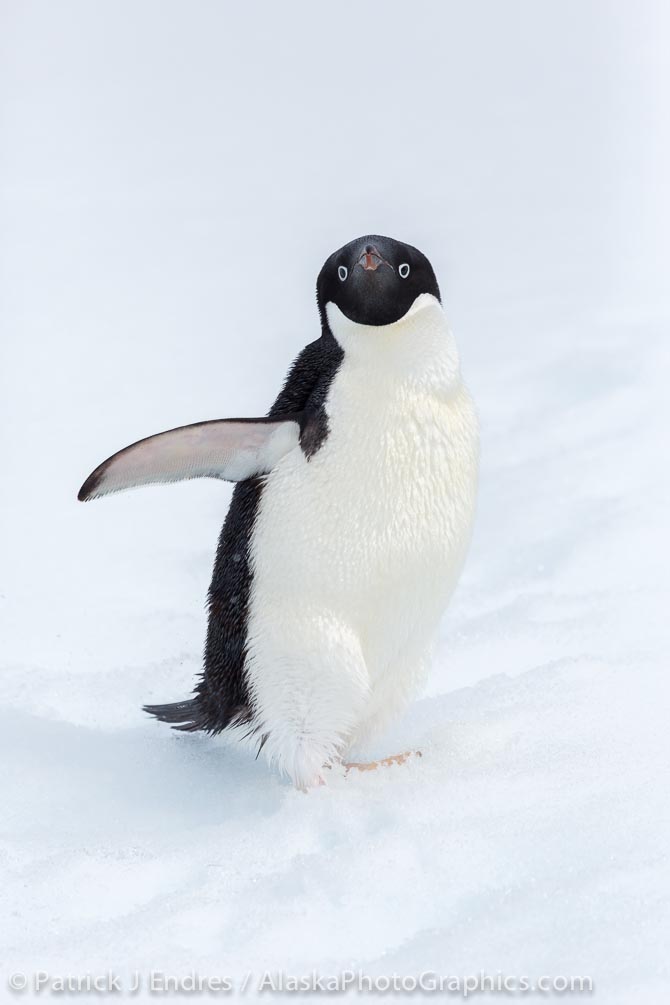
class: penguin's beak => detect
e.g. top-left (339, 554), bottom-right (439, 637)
top-left (357, 245), bottom-right (386, 272)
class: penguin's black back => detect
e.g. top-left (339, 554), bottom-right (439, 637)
top-left (144, 329), bottom-right (344, 734)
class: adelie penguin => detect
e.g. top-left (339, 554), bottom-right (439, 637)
top-left (79, 235), bottom-right (479, 788)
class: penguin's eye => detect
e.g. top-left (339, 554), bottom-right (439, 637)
top-left (338, 265), bottom-right (348, 281)
top-left (398, 263), bottom-right (410, 279)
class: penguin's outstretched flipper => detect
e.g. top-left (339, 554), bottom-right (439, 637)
top-left (78, 416), bottom-right (301, 501)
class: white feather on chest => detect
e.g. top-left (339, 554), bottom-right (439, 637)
top-left (244, 295), bottom-right (479, 784)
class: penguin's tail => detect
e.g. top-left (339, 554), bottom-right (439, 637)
top-left (143, 699), bottom-right (205, 732)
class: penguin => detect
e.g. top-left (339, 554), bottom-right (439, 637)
top-left (79, 235), bottom-right (479, 788)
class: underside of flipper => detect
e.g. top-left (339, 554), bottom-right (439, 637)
top-left (78, 415), bottom-right (301, 501)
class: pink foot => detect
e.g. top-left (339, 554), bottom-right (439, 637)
top-left (344, 750), bottom-right (422, 773)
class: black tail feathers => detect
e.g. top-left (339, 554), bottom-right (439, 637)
top-left (142, 699), bottom-right (205, 732)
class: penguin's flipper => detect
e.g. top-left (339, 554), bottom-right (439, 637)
top-left (78, 417), bottom-right (301, 501)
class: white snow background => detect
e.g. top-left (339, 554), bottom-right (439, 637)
top-left (1, 2), bottom-right (669, 1001)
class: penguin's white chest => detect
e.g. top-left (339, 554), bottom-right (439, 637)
top-left (247, 299), bottom-right (479, 705)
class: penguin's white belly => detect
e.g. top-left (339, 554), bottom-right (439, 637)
top-left (254, 387), bottom-right (476, 663)
top-left (245, 338), bottom-right (478, 783)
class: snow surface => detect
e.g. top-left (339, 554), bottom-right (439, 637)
top-left (1, 2), bottom-right (669, 1002)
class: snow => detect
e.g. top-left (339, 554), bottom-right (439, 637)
top-left (1, 2), bottom-right (669, 1001)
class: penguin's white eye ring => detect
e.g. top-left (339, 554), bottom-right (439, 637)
top-left (338, 265), bottom-right (348, 281)
top-left (398, 263), bottom-right (410, 279)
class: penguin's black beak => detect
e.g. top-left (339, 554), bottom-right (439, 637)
top-left (356, 244), bottom-right (390, 272)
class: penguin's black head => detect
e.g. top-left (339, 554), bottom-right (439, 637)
top-left (317, 234), bottom-right (440, 328)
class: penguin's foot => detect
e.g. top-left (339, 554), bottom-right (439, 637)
top-left (344, 750), bottom-right (422, 773)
